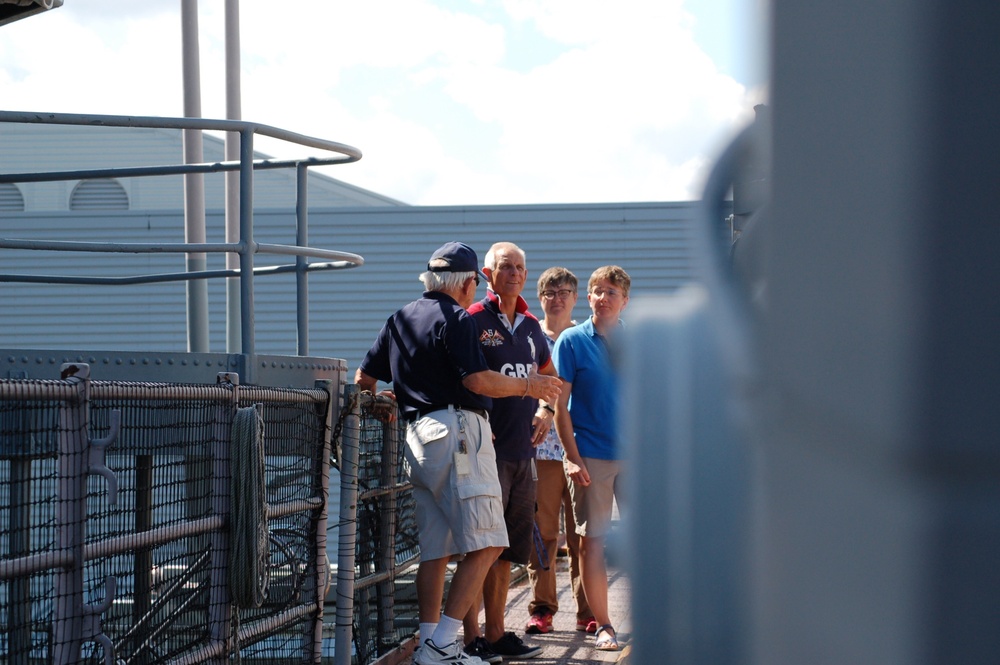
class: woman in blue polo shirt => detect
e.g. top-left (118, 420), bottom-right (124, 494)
top-left (552, 265), bottom-right (631, 652)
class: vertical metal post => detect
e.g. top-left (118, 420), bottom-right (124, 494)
top-left (208, 373), bottom-right (238, 662)
top-left (132, 454), bottom-right (154, 665)
top-left (184, 12), bottom-right (225, 649)
top-left (296, 162), bottom-right (310, 357)
top-left (755, 3), bottom-right (1000, 662)
top-left (238, 128), bottom-right (256, 366)
top-left (334, 385), bottom-right (361, 665)
top-left (623, 288), bottom-right (750, 665)
top-left (52, 365), bottom-right (91, 664)
top-left (377, 415), bottom-right (399, 651)
top-left (180, 0), bottom-right (210, 354)
top-left (224, 0), bottom-right (243, 355)
top-left (9, 456), bottom-right (32, 664)
top-left (304, 378), bottom-right (335, 662)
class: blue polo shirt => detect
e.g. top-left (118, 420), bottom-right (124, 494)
top-left (358, 291), bottom-right (491, 420)
top-left (552, 316), bottom-right (620, 461)
top-left (468, 292), bottom-right (552, 460)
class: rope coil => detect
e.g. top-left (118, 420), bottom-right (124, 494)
top-left (229, 405), bottom-right (270, 609)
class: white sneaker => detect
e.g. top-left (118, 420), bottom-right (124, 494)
top-left (414, 638), bottom-right (484, 665)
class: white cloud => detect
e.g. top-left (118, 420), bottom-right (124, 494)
top-left (1, 0), bottom-right (764, 205)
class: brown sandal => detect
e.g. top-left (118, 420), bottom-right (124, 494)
top-left (595, 624), bottom-right (619, 651)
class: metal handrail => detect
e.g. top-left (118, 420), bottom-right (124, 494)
top-left (0, 110), bottom-right (366, 358)
top-left (0, 238), bottom-right (364, 285)
top-left (0, 110), bottom-right (361, 162)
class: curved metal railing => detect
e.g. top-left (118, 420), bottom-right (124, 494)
top-left (0, 110), bottom-right (366, 357)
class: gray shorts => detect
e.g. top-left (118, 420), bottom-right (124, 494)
top-left (568, 457), bottom-right (624, 538)
top-left (404, 406), bottom-right (509, 560)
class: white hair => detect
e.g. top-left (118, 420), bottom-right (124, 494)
top-left (420, 270), bottom-right (475, 292)
top-left (484, 241), bottom-right (526, 271)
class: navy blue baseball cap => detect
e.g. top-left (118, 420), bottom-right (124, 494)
top-left (428, 242), bottom-right (488, 282)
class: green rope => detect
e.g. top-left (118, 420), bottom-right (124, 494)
top-left (229, 405), bottom-right (270, 609)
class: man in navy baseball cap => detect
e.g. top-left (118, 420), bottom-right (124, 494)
top-left (428, 241), bottom-right (490, 284)
top-left (356, 241), bottom-right (561, 665)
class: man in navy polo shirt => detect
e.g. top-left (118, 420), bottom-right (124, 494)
top-left (356, 242), bottom-right (561, 665)
top-left (461, 242), bottom-right (559, 662)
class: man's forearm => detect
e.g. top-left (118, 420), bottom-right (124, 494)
top-left (462, 369), bottom-right (561, 403)
top-left (355, 368), bottom-right (378, 392)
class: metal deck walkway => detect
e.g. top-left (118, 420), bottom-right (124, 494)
top-left (377, 556), bottom-right (632, 665)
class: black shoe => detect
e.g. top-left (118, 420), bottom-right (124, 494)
top-left (464, 636), bottom-right (502, 664)
top-left (490, 632), bottom-right (543, 659)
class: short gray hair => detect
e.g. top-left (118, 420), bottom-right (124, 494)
top-left (420, 270), bottom-right (475, 292)
top-left (484, 241), bottom-right (525, 271)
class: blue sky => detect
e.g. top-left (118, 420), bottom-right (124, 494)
top-left (0, 0), bottom-right (768, 205)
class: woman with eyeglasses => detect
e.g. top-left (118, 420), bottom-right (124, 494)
top-left (524, 267), bottom-right (596, 638)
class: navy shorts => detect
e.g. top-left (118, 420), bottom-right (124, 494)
top-left (495, 458), bottom-right (537, 564)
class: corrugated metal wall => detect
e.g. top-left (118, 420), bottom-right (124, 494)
top-left (294, 203), bottom-right (706, 374)
top-left (0, 202), bottom-right (708, 376)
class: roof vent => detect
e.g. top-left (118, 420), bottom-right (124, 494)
top-left (70, 178), bottom-right (129, 211)
top-left (0, 182), bottom-right (25, 211)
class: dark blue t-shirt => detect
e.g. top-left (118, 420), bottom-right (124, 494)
top-left (469, 292), bottom-right (552, 460)
top-left (359, 291), bottom-right (490, 420)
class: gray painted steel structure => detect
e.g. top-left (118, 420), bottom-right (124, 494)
top-left (0, 110), bottom-right (368, 374)
top-left (0, 109), bottom-right (711, 664)
top-left (1, 113), bottom-right (706, 378)
top-left (624, 1), bottom-right (1000, 664)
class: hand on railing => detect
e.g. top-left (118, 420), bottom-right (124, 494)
top-left (361, 389), bottom-right (398, 423)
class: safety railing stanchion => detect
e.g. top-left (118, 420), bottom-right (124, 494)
top-left (334, 385), bottom-right (361, 665)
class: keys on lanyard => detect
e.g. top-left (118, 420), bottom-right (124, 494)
top-left (455, 409), bottom-right (472, 475)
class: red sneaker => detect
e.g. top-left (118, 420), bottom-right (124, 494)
top-left (576, 617), bottom-right (598, 633)
top-left (525, 611), bottom-right (554, 634)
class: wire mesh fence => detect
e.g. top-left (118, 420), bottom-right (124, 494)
top-left (1, 370), bottom-right (426, 665)
top-left (341, 393), bottom-right (419, 665)
top-left (1, 370), bottom-right (334, 664)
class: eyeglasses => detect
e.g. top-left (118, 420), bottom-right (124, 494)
top-left (540, 289), bottom-right (575, 300)
top-left (589, 287), bottom-right (621, 299)
top-left (474, 275), bottom-right (481, 286)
